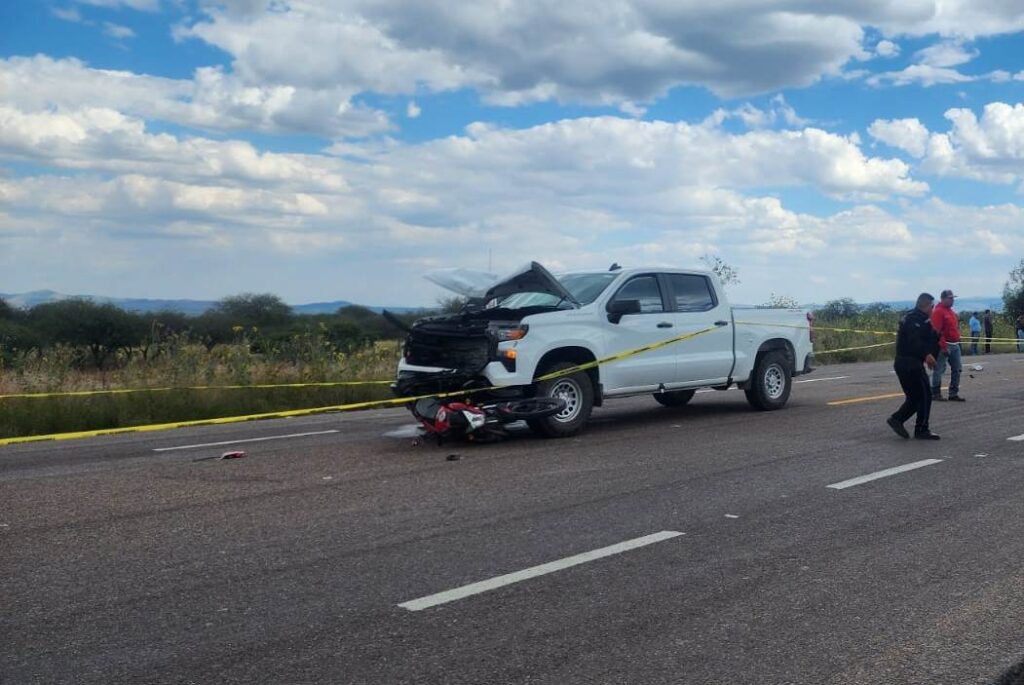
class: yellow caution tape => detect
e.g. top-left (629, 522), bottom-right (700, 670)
top-left (0, 324), bottom-right (724, 446)
top-left (734, 320), bottom-right (897, 336)
top-left (0, 379), bottom-right (393, 401)
top-left (812, 341), bottom-right (895, 355)
top-left (3, 319), bottom-right (1010, 446)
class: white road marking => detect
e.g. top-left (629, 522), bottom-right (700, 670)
top-left (827, 459), bottom-right (944, 490)
top-left (152, 430), bottom-right (340, 452)
top-left (398, 530), bottom-right (684, 612)
top-left (1008, 433), bottom-right (1024, 442)
top-left (795, 375), bottom-right (849, 384)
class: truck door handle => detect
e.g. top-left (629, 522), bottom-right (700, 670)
top-left (714, 320), bottom-right (729, 327)
top-left (657, 322), bottom-right (673, 328)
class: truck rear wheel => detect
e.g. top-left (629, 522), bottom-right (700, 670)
top-left (527, 362), bottom-right (594, 438)
top-left (653, 389), bottom-right (695, 407)
top-left (745, 350), bottom-right (792, 411)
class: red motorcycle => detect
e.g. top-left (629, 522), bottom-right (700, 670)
top-left (411, 395), bottom-right (566, 444)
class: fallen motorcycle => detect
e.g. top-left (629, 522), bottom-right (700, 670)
top-left (410, 395), bottom-right (567, 444)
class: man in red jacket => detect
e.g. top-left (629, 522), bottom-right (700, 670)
top-left (930, 289), bottom-right (964, 401)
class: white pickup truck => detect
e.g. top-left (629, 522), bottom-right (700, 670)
top-left (393, 262), bottom-right (814, 437)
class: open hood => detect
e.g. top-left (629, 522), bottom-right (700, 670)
top-left (423, 268), bottom-right (498, 299)
top-left (424, 262), bottom-right (579, 306)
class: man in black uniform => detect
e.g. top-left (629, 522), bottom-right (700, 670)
top-left (887, 293), bottom-right (942, 440)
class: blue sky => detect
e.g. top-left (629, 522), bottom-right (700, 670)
top-left (2, 1), bottom-right (1024, 307)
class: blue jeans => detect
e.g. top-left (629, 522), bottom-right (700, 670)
top-left (931, 343), bottom-right (962, 398)
top-left (970, 332), bottom-right (980, 355)
top-left (1018, 328), bottom-right (1024, 353)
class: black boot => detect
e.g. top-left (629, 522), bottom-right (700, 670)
top-left (914, 429), bottom-right (941, 440)
top-left (887, 416), bottom-right (910, 439)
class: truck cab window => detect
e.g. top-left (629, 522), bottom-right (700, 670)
top-left (665, 274), bottom-right (716, 312)
top-left (612, 275), bottom-right (664, 313)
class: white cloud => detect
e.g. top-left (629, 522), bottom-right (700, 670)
top-left (174, 1), bottom-right (1024, 106)
top-left (75, 0), bottom-right (160, 10)
top-left (0, 106), bottom-right (349, 191)
top-left (868, 63), bottom-right (977, 88)
top-left (103, 22), bottom-right (136, 39)
top-left (916, 40), bottom-right (978, 68)
top-left (874, 40), bottom-right (900, 58)
top-left (406, 101), bottom-right (421, 118)
top-left (0, 55), bottom-right (391, 139)
top-left (869, 118), bottom-right (931, 158)
top-left (881, 103), bottom-right (1024, 185)
top-left (52, 6), bottom-right (84, 22)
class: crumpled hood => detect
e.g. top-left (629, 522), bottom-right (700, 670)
top-left (424, 261), bottom-right (579, 306)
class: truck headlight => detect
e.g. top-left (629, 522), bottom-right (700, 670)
top-left (492, 324), bottom-right (528, 341)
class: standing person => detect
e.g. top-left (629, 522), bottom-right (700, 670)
top-left (984, 309), bottom-right (994, 353)
top-left (1017, 314), bottom-right (1024, 353)
top-left (888, 293), bottom-right (941, 440)
top-left (968, 312), bottom-right (981, 355)
top-left (930, 289), bottom-right (964, 402)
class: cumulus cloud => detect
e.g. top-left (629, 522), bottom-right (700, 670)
top-left (0, 106), bottom-right (351, 191)
top-left (869, 118), bottom-right (931, 158)
top-left (0, 98), bottom-right (938, 301)
top-left (873, 103), bottom-right (1024, 185)
top-left (175, 1), bottom-right (1024, 106)
top-left (874, 40), bottom-right (900, 58)
top-left (0, 55), bottom-right (391, 139)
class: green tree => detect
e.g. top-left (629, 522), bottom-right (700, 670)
top-left (28, 299), bottom-right (144, 368)
top-left (817, 298), bottom-right (861, 320)
top-left (1003, 258), bottom-right (1024, 319)
top-left (213, 293), bottom-right (293, 328)
top-left (0, 298), bottom-right (16, 320)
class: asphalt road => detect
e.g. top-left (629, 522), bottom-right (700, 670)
top-left (3, 355), bottom-right (1024, 684)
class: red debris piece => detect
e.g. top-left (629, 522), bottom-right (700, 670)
top-left (220, 450), bottom-right (247, 460)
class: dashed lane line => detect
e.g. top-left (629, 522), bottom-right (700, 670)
top-left (398, 531), bottom-right (684, 611)
top-left (827, 459), bottom-right (944, 490)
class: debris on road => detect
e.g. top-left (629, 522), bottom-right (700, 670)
top-left (220, 450), bottom-right (247, 460)
top-left (446, 453), bottom-right (461, 461)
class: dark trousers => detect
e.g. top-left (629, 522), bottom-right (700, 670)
top-left (985, 330), bottom-right (993, 353)
top-left (893, 357), bottom-right (932, 432)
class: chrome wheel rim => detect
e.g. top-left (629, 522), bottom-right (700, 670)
top-left (764, 364), bottom-right (785, 400)
top-left (551, 379), bottom-right (582, 422)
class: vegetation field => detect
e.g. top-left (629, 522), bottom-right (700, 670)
top-left (2, 282), bottom-right (1023, 439)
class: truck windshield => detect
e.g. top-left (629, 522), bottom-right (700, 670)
top-left (495, 272), bottom-right (618, 309)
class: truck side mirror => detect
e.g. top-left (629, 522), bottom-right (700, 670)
top-left (607, 299), bottom-right (641, 324)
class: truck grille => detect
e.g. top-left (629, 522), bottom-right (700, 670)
top-left (404, 318), bottom-right (491, 371)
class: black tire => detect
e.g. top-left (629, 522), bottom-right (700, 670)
top-left (653, 389), bottom-right (696, 407)
top-left (527, 362), bottom-right (594, 438)
top-left (496, 397), bottom-right (567, 420)
top-left (744, 350), bottom-right (792, 411)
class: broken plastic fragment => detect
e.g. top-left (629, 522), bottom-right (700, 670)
top-left (220, 450), bottom-right (247, 460)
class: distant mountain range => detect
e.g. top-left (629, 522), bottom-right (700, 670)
top-left (1, 289), bottom-right (1005, 315)
top-left (0, 290), bottom-right (423, 315)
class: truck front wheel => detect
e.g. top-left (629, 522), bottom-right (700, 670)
top-left (744, 350), bottom-right (792, 411)
top-left (527, 362), bottom-right (594, 438)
